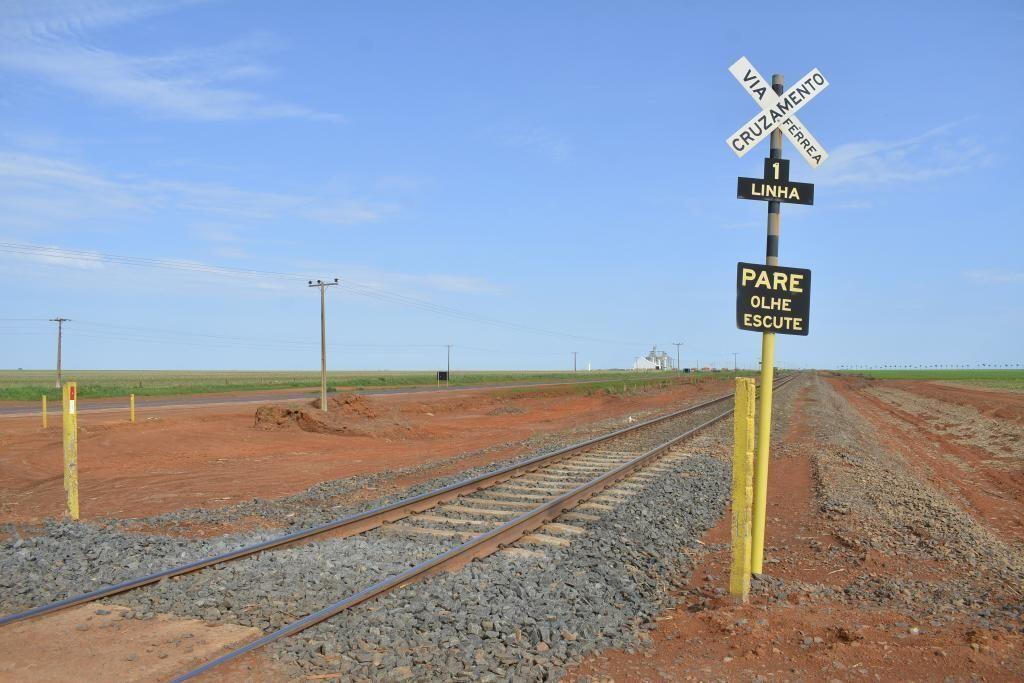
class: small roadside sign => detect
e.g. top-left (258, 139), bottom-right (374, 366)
top-left (736, 262), bottom-right (811, 336)
top-left (437, 371), bottom-right (449, 382)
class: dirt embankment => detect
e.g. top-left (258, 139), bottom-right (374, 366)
top-left (253, 393), bottom-right (403, 437)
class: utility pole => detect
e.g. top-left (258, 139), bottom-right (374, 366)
top-left (50, 317), bottom-right (70, 388)
top-left (308, 278), bottom-right (339, 412)
top-left (572, 351), bottom-right (577, 373)
top-left (446, 344), bottom-right (452, 387)
top-left (733, 352), bottom-right (738, 372)
top-left (673, 342), bottom-right (682, 372)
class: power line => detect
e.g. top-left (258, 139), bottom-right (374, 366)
top-left (0, 321), bottom-right (597, 359)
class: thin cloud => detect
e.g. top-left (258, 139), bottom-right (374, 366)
top-left (334, 266), bottom-right (499, 296)
top-left (0, 151), bottom-right (391, 227)
top-left (496, 126), bottom-right (572, 162)
top-left (965, 269), bottom-right (1024, 284)
top-left (304, 201), bottom-right (397, 226)
top-left (0, 242), bottom-right (499, 298)
top-left (816, 122), bottom-right (993, 188)
top-left (0, 0), bottom-right (340, 122)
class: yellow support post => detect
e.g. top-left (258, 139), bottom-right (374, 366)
top-left (42, 395), bottom-right (47, 428)
top-left (730, 377), bottom-right (756, 601)
top-left (62, 382), bottom-right (79, 520)
top-left (751, 332), bottom-right (776, 574)
top-left (130, 393), bottom-right (135, 424)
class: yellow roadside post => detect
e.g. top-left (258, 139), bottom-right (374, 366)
top-left (62, 382), bottom-right (79, 520)
top-left (730, 377), bottom-right (756, 600)
top-left (130, 393), bottom-right (136, 423)
top-left (42, 395), bottom-right (47, 428)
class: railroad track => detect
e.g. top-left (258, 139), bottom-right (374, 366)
top-left (1, 376), bottom-right (793, 680)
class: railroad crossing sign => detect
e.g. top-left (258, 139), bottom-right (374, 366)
top-left (737, 157), bottom-right (814, 206)
top-left (727, 57), bottom-right (829, 168)
top-left (725, 56), bottom-right (827, 592)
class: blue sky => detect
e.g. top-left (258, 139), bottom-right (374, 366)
top-left (1, 0), bottom-right (1022, 371)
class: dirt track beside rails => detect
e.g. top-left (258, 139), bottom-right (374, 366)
top-left (568, 375), bottom-right (1024, 681)
top-left (0, 378), bottom-right (728, 527)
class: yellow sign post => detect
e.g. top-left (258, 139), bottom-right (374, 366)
top-left (62, 382), bottom-right (79, 520)
top-left (751, 335), bottom-right (775, 573)
top-left (730, 377), bottom-right (756, 600)
top-left (42, 395), bottom-right (47, 428)
top-left (130, 393), bottom-right (136, 424)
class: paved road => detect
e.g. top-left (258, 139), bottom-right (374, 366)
top-left (0, 378), bottom-right (622, 418)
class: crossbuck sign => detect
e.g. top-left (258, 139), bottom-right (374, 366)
top-left (727, 57), bottom-right (829, 168)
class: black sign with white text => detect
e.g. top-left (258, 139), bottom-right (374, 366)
top-left (736, 177), bottom-right (814, 205)
top-left (736, 262), bottom-right (811, 336)
top-left (736, 156), bottom-right (814, 205)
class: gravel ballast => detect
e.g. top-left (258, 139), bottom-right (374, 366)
top-left (273, 448), bottom-right (731, 680)
top-left (0, 403), bottom-right (681, 613)
top-left (1, 379), bottom-right (802, 681)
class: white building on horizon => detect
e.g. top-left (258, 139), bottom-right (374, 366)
top-left (632, 345), bottom-right (674, 371)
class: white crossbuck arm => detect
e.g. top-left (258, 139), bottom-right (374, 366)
top-left (727, 57), bottom-right (828, 168)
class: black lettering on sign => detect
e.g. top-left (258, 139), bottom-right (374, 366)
top-left (736, 263), bottom-right (812, 336)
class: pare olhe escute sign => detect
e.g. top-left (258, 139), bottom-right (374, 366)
top-left (735, 262), bottom-right (811, 336)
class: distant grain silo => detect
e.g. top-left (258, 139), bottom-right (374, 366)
top-left (632, 345), bottom-right (674, 371)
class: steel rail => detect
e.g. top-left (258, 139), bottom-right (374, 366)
top-left (0, 382), bottom-right (753, 627)
top-left (172, 376), bottom-right (793, 681)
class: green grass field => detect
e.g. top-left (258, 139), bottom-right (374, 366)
top-left (837, 369), bottom-right (1024, 392)
top-left (0, 369), bottom-right (743, 402)
top-left (494, 371), bottom-right (754, 399)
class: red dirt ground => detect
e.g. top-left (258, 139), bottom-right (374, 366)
top-left (893, 379), bottom-right (1024, 424)
top-left (829, 376), bottom-right (1024, 544)
top-left (0, 379), bottom-right (728, 526)
top-left (567, 381), bottom-right (1024, 682)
